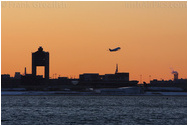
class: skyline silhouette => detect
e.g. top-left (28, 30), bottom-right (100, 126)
top-left (1, 1), bottom-right (187, 83)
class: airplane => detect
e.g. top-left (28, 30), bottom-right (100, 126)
top-left (109, 47), bottom-right (121, 52)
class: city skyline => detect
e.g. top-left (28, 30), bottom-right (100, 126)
top-left (2, 1), bottom-right (187, 83)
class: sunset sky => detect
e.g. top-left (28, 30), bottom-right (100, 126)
top-left (1, 1), bottom-right (187, 83)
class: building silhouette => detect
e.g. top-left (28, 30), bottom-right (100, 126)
top-left (14, 72), bottom-right (21, 79)
top-left (32, 46), bottom-right (49, 79)
top-left (1, 46), bottom-right (186, 92)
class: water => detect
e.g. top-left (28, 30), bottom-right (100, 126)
top-left (1, 96), bottom-right (187, 125)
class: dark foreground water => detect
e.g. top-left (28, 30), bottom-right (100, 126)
top-left (1, 96), bottom-right (187, 125)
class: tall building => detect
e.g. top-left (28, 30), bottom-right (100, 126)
top-left (32, 46), bottom-right (49, 79)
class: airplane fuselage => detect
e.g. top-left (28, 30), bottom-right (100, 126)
top-left (109, 47), bottom-right (121, 52)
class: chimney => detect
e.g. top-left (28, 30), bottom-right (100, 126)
top-left (174, 73), bottom-right (178, 81)
top-left (115, 64), bottom-right (118, 73)
top-left (25, 67), bottom-right (27, 75)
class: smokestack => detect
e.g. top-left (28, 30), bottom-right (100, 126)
top-left (174, 73), bottom-right (178, 81)
top-left (115, 64), bottom-right (118, 73)
top-left (25, 67), bottom-right (27, 75)
top-left (171, 70), bottom-right (178, 81)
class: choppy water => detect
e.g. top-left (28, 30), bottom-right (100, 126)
top-left (1, 96), bottom-right (187, 125)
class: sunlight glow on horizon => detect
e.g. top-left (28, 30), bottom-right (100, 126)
top-left (1, 1), bottom-right (187, 83)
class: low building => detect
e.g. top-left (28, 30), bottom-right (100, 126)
top-left (149, 79), bottom-right (187, 91)
top-left (58, 77), bottom-right (68, 80)
top-left (79, 73), bottom-right (100, 81)
top-left (14, 72), bottom-right (21, 79)
top-left (79, 72), bottom-right (129, 82)
top-left (103, 73), bottom-right (129, 81)
top-left (1, 74), bottom-right (10, 79)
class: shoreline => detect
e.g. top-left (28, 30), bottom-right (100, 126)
top-left (1, 91), bottom-right (187, 96)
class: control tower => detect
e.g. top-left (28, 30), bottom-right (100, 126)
top-left (32, 46), bottom-right (49, 79)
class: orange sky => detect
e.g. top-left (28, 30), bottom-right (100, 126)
top-left (1, 1), bottom-right (187, 83)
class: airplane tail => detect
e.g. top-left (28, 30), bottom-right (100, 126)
top-left (109, 48), bottom-right (111, 51)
